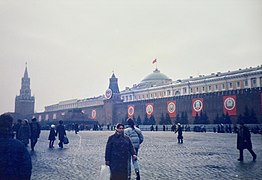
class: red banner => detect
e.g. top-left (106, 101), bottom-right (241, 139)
top-left (223, 96), bottom-right (236, 115)
top-left (91, 109), bottom-right (96, 120)
top-left (128, 105), bottom-right (135, 118)
top-left (167, 101), bottom-right (176, 117)
top-left (192, 98), bottom-right (204, 116)
top-left (146, 103), bottom-right (154, 118)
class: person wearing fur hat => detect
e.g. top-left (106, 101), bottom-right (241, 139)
top-left (48, 124), bottom-right (56, 148)
top-left (105, 123), bottom-right (137, 180)
top-left (29, 117), bottom-right (41, 151)
top-left (0, 113), bottom-right (32, 180)
top-left (124, 118), bottom-right (144, 180)
top-left (237, 122), bottom-right (257, 161)
top-left (56, 120), bottom-right (66, 148)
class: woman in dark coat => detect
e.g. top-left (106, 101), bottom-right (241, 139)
top-left (105, 123), bottom-right (137, 180)
top-left (17, 119), bottom-right (31, 146)
top-left (56, 120), bottom-right (66, 148)
top-left (237, 123), bottom-right (257, 161)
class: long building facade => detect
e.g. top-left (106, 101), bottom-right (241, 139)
top-left (33, 65), bottom-right (262, 125)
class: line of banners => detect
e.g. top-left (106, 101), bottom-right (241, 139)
top-left (78, 94), bottom-right (262, 120)
top-left (128, 95), bottom-right (238, 118)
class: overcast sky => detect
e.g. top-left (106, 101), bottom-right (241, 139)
top-left (1, 0), bottom-right (262, 114)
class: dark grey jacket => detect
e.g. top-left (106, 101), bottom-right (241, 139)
top-left (0, 134), bottom-right (32, 180)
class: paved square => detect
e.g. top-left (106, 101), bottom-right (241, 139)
top-left (30, 131), bottom-right (262, 180)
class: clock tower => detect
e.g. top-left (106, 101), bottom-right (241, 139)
top-left (104, 73), bottom-right (122, 125)
top-left (15, 64), bottom-right (35, 117)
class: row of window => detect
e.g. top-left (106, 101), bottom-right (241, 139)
top-left (122, 77), bottom-right (261, 102)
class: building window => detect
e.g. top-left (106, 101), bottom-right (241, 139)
top-left (129, 95), bottom-right (132, 101)
top-left (53, 113), bottom-right (57, 120)
top-left (202, 87), bottom-right (205, 92)
top-left (163, 91), bottom-right (166, 96)
top-left (222, 84), bottom-right (225, 90)
top-left (175, 91), bottom-right (180, 96)
top-left (45, 114), bottom-right (49, 121)
top-left (190, 88), bottom-right (193, 93)
top-left (251, 78), bottom-right (257, 88)
top-left (167, 90), bottom-right (171, 96)
top-left (208, 86), bottom-right (212, 91)
top-left (229, 82), bottom-right (233, 89)
top-left (214, 85), bottom-right (218, 91)
top-left (126, 96), bottom-right (128, 101)
top-left (236, 81), bottom-right (240, 88)
top-left (39, 115), bottom-right (42, 121)
top-left (150, 94), bottom-right (153, 98)
top-left (244, 80), bottom-right (248, 87)
top-left (183, 88), bottom-right (187, 94)
top-left (196, 87), bottom-right (199, 93)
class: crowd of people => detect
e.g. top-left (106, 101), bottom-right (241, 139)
top-left (0, 112), bottom-right (259, 180)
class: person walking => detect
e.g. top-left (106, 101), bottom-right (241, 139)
top-left (29, 118), bottom-right (41, 151)
top-left (48, 124), bottom-right (56, 148)
top-left (0, 113), bottom-right (32, 180)
top-left (17, 119), bottom-right (31, 146)
top-left (105, 123), bottom-right (137, 180)
top-left (124, 118), bottom-right (144, 180)
top-left (13, 119), bottom-right (22, 139)
top-left (56, 120), bottom-right (66, 148)
top-left (175, 123), bottom-right (183, 144)
top-left (237, 122), bottom-right (257, 161)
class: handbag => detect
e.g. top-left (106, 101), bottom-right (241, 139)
top-left (63, 136), bottom-right (69, 144)
top-left (99, 165), bottom-right (110, 180)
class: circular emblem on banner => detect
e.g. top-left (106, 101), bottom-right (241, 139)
top-left (105, 88), bottom-right (113, 99)
top-left (167, 102), bottom-right (176, 113)
top-left (146, 104), bottom-right (154, 115)
top-left (91, 109), bottom-right (96, 119)
top-left (224, 97), bottom-right (235, 111)
top-left (128, 106), bottom-right (134, 116)
top-left (193, 100), bottom-right (203, 112)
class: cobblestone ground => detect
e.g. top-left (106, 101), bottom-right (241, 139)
top-left (30, 131), bottom-right (262, 180)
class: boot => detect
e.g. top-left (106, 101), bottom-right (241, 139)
top-left (136, 171), bottom-right (140, 180)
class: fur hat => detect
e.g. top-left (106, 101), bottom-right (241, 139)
top-left (51, 124), bottom-right (55, 128)
top-left (127, 118), bottom-right (135, 126)
top-left (0, 113), bottom-right (13, 134)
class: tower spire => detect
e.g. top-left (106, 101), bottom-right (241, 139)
top-left (24, 62), bottom-right (28, 78)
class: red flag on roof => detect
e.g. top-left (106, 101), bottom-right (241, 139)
top-left (152, 59), bottom-right (157, 64)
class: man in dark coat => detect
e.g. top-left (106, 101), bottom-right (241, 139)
top-left (0, 113), bottom-right (32, 180)
top-left (105, 123), bottom-right (137, 180)
top-left (30, 118), bottom-right (41, 151)
top-left (175, 123), bottom-right (183, 143)
top-left (237, 123), bottom-right (257, 161)
top-left (56, 120), bottom-right (66, 148)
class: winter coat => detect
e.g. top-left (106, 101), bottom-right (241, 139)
top-left (237, 125), bottom-right (252, 150)
top-left (48, 128), bottom-right (56, 141)
top-left (30, 121), bottom-right (41, 139)
top-left (105, 133), bottom-right (136, 180)
top-left (0, 134), bottom-right (32, 180)
top-left (17, 125), bottom-right (31, 145)
top-left (124, 126), bottom-right (144, 149)
top-left (56, 124), bottom-right (66, 141)
top-left (175, 127), bottom-right (183, 139)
